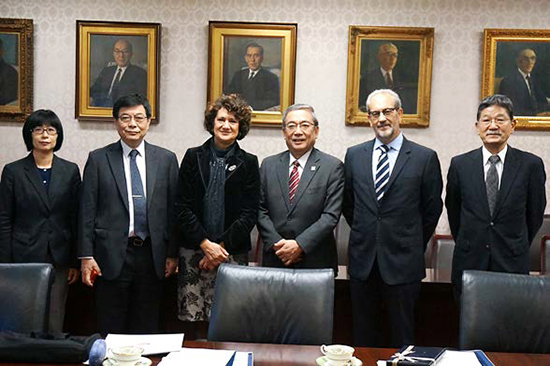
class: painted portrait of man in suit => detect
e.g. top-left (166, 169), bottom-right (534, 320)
top-left (89, 36), bottom-right (148, 108)
top-left (0, 35), bottom-right (19, 106)
top-left (358, 40), bottom-right (420, 114)
top-left (223, 38), bottom-right (281, 111)
top-left (495, 43), bottom-right (550, 116)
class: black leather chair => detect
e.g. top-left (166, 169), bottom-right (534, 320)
top-left (0, 263), bottom-right (55, 333)
top-left (207, 264), bottom-right (334, 345)
top-left (427, 235), bottom-right (455, 282)
top-left (541, 236), bottom-right (550, 275)
top-left (459, 270), bottom-right (550, 353)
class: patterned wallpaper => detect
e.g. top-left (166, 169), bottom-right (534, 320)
top-left (1, 0), bottom-right (549, 234)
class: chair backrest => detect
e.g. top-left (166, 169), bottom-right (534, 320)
top-left (428, 235), bottom-right (455, 282)
top-left (459, 270), bottom-right (550, 353)
top-left (0, 263), bottom-right (55, 333)
top-left (529, 214), bottom-right (550, 272)
top-left (541, 236), bottom-right (550, 275)
top-left (208, 264), bottom-right (334, 345)
top-left (334, 216), bottom-right (350, 266)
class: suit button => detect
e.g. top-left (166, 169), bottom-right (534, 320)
top-left (486, 245), bottom-right (490, 249)
top-left (490, 222), bottom-right (494, 226)
top-left (377, 217), bottom-right (381, 221)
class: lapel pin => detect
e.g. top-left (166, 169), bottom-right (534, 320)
top-left (311, 166), bottom-right (316, 171)
top-left (228, 165), bottom-right (236, 171)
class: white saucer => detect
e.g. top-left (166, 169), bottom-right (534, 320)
top-left (102, 357), bottom-right (152, 366)
top-left (316, 356), bottom-right (363, 366)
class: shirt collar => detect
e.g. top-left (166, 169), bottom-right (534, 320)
top-left (374, 132), bottom-right (403, 152)
top-left (482, 144), bottom-right (507, 165)
top-left (380, 67), bottom-right (393, 77)
top-left (120, 139), bottom-right (146, 157)
top-left (517, 68), bottom-right (530, 79)
top-left (289, 148), bottom-right (313, 168)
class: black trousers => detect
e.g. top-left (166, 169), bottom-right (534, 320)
top-left (350, 260), bottom-right (421, 348)
top-left (95, 241), bottom-right (162, 335)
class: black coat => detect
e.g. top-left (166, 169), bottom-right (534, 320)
top-left (0, 154), bottom-right (81, 267)
top-left (175, 139), bottom-right (260, 255)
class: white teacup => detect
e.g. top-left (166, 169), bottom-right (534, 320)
top-left (108, 346), bottom-right (144, 365)
top-left (320, 344), bottom-right (355, 365)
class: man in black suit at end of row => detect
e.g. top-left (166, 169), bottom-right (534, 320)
top-left (446, 94), bottom-right (546, 297)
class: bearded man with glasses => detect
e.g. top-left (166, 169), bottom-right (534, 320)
top-left (343, 89), bottom-right (443, 347)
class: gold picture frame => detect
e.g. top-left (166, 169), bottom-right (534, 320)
top-left (345, 26), bottom-right (434, 127)
top-left (76, 20), bottom-right (161, 122)
top-left (208, 21), bottom-right (297, 126)
top-left (481, 28), bottom-right (550, 130)
top-left (0, 18), bottom-right (33, 122)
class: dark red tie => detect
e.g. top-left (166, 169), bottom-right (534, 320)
top-left (289, 160), bottom-right (300, 203)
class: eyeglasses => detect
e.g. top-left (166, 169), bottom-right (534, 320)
top-left (380, 52), bottom-right (399, 58)
top-left (368, 108), bottom-right (397, 120)
top-left (284, 121), bottom-right (316, 131)
top-left (113, 49), bottom-right (131, 55)
top-left (31, 127), bottom-right (58, 135)
top-left (118, 114), bottom-right (148, 124)
top-left (519, 56), bottom-right (536, 62)
top-left (479, 117), bottom-right (511, 126)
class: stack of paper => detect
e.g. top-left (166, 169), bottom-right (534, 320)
top-left (105, 334), bottom-right (185, 355)
top-left (159, 348), bottom-right (253, 366)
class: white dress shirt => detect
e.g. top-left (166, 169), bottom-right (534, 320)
top-left (372, 133), bottom-right (403, 183)
top-left (482, 145), bottom-right (507, 189)
top-left (289, 148), bottom-right (313, 180)
top-left (120, 140), bottom-right (147, 237)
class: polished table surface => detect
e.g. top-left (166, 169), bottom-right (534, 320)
top-left (183, 340), bottom-right (550, 366)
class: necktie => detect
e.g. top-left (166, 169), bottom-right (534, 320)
top-left (375, 145), bottom-right (390, 201)
top-left (526, 75), bottom-right (538, 110)
top-left (248, 71), bottom-right (256, 80)
top-left (385, 72), bottom-right (393, 88)
top-left (288, 160), bottom-right (300, 204)
top-left (129, 150), bottom-right (148, 239)
top-left (109, 68), bottom-right (122, 96)
top-left (486, 155), bottom-right (500, 216)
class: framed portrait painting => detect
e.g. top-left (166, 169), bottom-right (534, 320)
top-left (76, 20), bottom-right (161, 122)
top-left (208, 21), bottom-right (297, 126)
top-left (0, 18), bottom-right (33, 122)
top-left (345, 26), bottom-right (434, 127)
top-left (482, 28), bottom-right (550, 130)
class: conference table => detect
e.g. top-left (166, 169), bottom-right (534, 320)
top-left (182, 340), bottom-right (549, 366)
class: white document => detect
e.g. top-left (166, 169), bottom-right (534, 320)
top-left (377, 350), bottom-right (484, 366)
top-left (105, 333), bottom-right (184, 356)
top-left (159, 348), bottom-right (252, 366)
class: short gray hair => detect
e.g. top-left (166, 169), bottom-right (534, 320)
top-left (282, 103), bottom-right (319, 128)
top-left (365, 89), bottom-right (402, 112)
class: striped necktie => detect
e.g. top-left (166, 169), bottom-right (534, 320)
top-left (486, 155), bottom-right (500, 216)
top-left (289, 160), bottom-right (300, 204)
top-left (375, 145), bottom-right (390, 201)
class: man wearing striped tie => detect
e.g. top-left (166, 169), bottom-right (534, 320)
top-left (343, 89), bottom-right (443, 347)
top-left (258, 104), bottom-right (344, 273)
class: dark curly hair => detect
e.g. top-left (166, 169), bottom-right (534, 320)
top-left (204, 94), bottom-right (252, 140)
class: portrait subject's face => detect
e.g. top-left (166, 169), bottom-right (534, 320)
top-left (368, 92), bottom-right (402, 144)
top-left (115, 104), bottom-right (150, 148)
top-left (245, 46), bottom-right (263, 71)
top-left (282, 109), bottom-right (319, 159)
top-left (213, 107), bottom-right (239, 149)
top-left (476, 105), bottom-right (516, 153)
top-left (516, 49), bottom-right (537, 74)
top-left (113, 40), bottom-right (133, 68)
top-left (377, 44), bottom-right (399, 71)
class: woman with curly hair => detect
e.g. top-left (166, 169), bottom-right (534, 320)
top-left (175, 94), bottom-right (260, 336)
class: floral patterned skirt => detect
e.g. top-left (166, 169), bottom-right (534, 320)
top-left (177, 247), bottom-right (248, 322)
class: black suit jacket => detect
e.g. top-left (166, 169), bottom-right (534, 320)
top-left (175, 139), bottom-right (260, 255)
top-left (258, 148), bottom-right (344, 272)
top-left (0, 154), bottom-right (81, 266)
top-left (499, 69), bottom-right (549, 116)
top-left (0, 58), bottom-right (18, 105)
top-left (358, 68), bottom-right (417, 114)
top-left (225, 68), bottom-right (280, 110)
top-left (446, 146), bottom-right (546, 287)
top-left (89, 64), bottom-right (147, 107)
top-left (343, 137), bottom-right (443, 285)
top-left (78, 141), bottom-right (179, 280)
